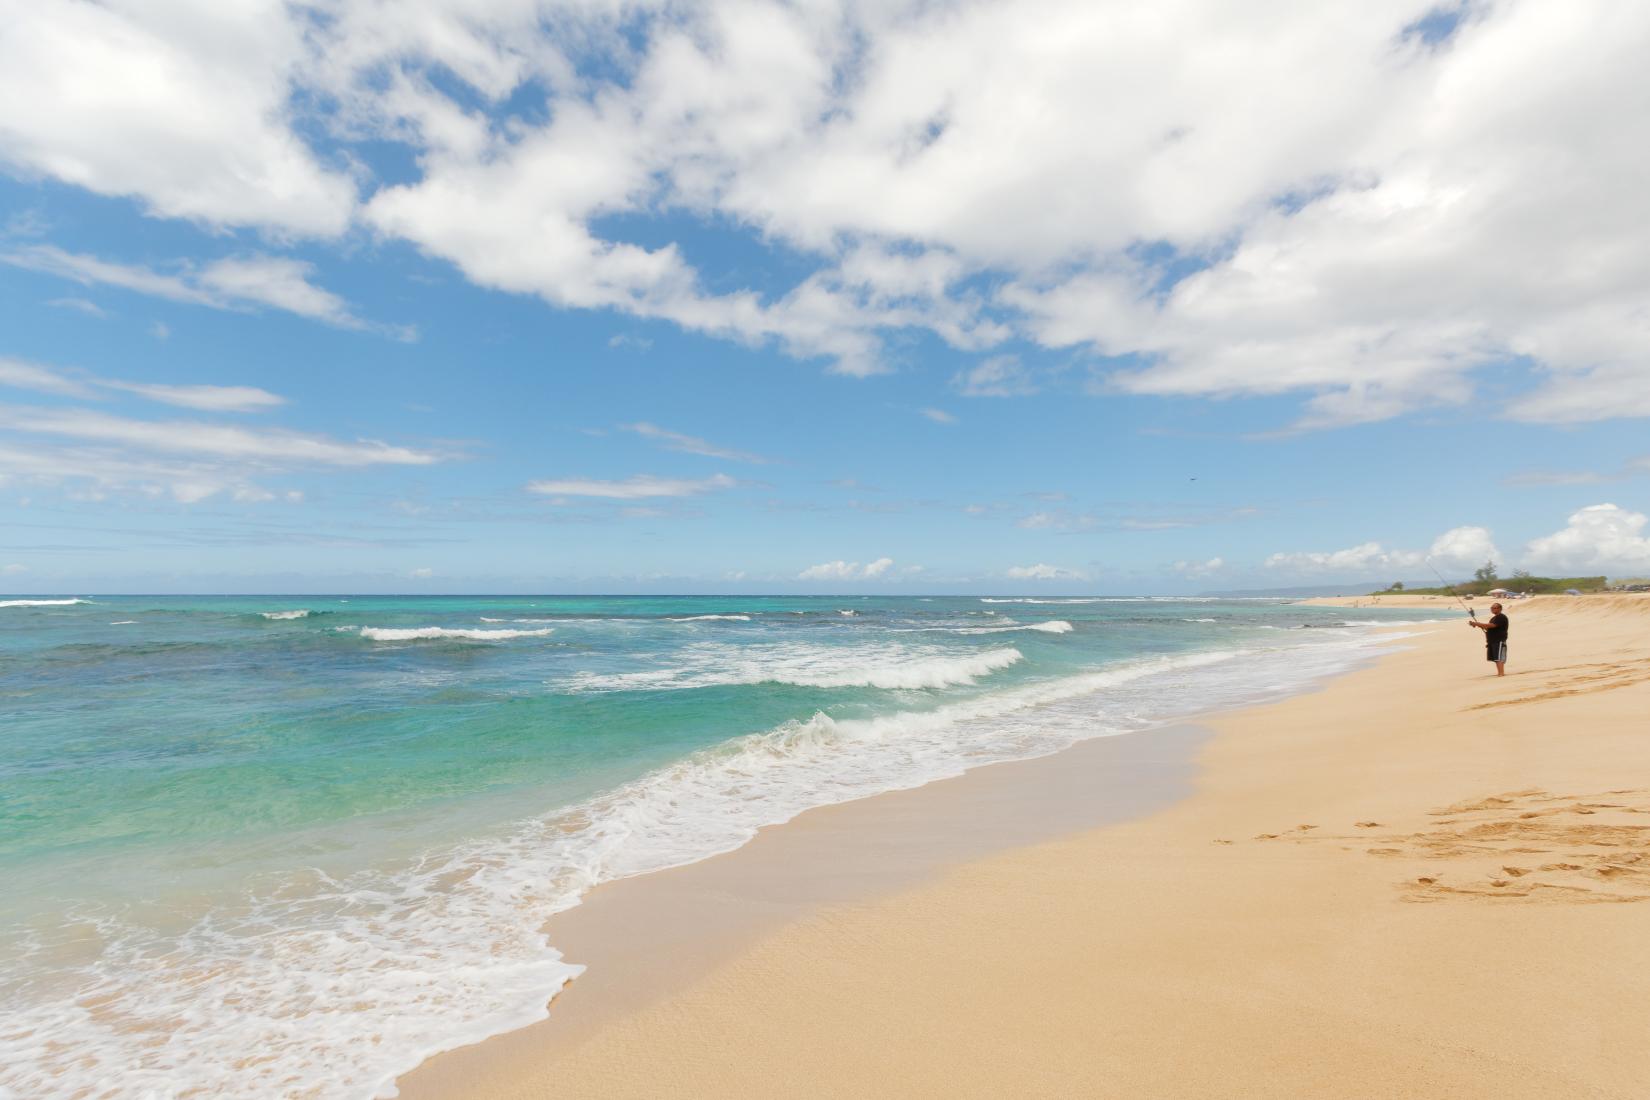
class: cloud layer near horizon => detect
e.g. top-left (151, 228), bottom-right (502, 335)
top-left (4, 1), bottom-right (1648, 424)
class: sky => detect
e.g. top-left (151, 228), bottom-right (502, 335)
top-left (1, 0), bottom-right (1648, 594)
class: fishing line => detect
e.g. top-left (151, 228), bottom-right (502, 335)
top-left (1424, 557), bottom-right (1476, 621)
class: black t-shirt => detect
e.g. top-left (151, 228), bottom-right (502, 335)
top-left (1485, 612), bottom-right (1509, 647)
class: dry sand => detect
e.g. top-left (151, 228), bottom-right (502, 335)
top-left (400, 594), bottom-right (1650, 1099)
top-left (1297, 592), bottom-right (1507, 609)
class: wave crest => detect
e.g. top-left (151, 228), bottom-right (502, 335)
top-left (358, 626), bottom-right (555, 642)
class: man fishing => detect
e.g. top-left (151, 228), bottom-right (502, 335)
top-left (1469, 602), bottom-right (1510, 676)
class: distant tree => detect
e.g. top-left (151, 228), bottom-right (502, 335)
top-left (1512, 568), bottom-right (1533, 580)
top-left (1474, 560), bottom-right (1498, 583)
top-left (1390, 581), bottom-right (1405, 591)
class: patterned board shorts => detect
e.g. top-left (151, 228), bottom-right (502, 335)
top-left (1486, 640), bottom-right (1508, 663)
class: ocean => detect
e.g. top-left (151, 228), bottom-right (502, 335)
top-left (0, 594), bottom-right (1447, 1098)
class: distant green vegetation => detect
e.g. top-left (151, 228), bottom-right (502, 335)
top-left (1375, 575), bottom-right (1608, 596)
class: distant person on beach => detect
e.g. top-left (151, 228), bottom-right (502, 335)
top-left (1470, 602), bottom-right (1509, 676)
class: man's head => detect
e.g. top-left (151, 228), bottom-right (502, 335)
top-left (1491, 603), bottom-right (1503, 613)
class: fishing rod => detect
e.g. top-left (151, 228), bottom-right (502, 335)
top-left (1424, 557), bottom-right (1476, 622)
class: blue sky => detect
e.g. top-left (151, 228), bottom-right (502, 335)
top-left (2, 0), bottom-right (1648, 594)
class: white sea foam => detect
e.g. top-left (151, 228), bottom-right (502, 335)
top-left (1182, 617), bottom-right (1218, 623)
top-left (838, 609), bottom-right (858, 616)
top-left (943, 620), bottom-right (1074, 635)
top-left (261, 609), bottom-right (312, 620)
top-left (359, 626), bottom-right (555, 642)
top-left (569, 644), bottom-right (1023, 692)
top-left (0, 626), bottom-right (1417, 1100)
top-left (668, 614), bottom-right (752, 622)
top-left (0, 598), bottom-right (89, 608)
top-left (109, 620), bottom-right (138, 626)
top-left (979, 597), bottom-right (1108, 604)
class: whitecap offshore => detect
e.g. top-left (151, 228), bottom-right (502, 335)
top-left (358, 626), bottom-right (555, 642)
top-left (569, 644), bottom-right (1023, 692)
top-left (0, 598), bottom-right (89, 608)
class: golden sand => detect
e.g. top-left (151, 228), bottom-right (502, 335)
top-left (401, 594), bottom-right (1650, 1099)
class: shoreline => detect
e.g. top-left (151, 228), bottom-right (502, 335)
top-left (394, 617), bottom-right (1429, 1098)
top-left (398, 593), bottom-right (1650, 1098)
top-left (396, 723), bottom-right (1217, 1097)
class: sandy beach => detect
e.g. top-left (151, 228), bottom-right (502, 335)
top-left (400, 594), bottom-right (1650, 1099)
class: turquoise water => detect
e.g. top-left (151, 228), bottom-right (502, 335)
top-left (0, 594), bottom-right (1447, 1098)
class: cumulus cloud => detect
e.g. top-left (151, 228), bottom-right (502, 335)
top-left (621, 422), bottom-right (770, 463)
top-left (5, 1), bottom-right (1649, 423)
top-left (0, 0), bottom-right (354, 235)
top-left (527, 473), bottom-right (736, 499)
top-left (797, 557), bottom-right (895, 581)
top-left (1173, 557), bottom-right (1224, 578)
top-left (1005, 563), bottom-right (1088, 581)
top-left (1267, 525), bottom-right (1499, 576)
top-left (919, 407), bottom-right (957, 424)
top-left (1522, 503), bottom-right (1650, 575)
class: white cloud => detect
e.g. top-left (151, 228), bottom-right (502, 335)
top-left (0, 0), bottom-right (354, 235)
top-left (527, 473), bottom-right (736, 499)
top-left (1005, 563), bottom-right (1088, 581)
top-left (0, 358), bottom-right (286, 413)
top-left (953, 355), bottom-right (1038, 397)
top-left (0, 358), bottom-right (96, 398)
top-left (1017, 510), bottom-right (1098, 532)
top-left (798, 557), bottom-right (895, 581)
top-left (47, 297), bottom-right (108, 318)
top-left (2, 563), bottom-right (27, 575)
top-left (621, 422), bottom-right (770, 463)
top-left (0, 404), bottom-right (440, 467)
top-left (99, 382), bottom-right (286, 413)
top-left (1173, 557), bottom-right (1224, 578)
top-left (0, 441), bottom-right (274, 504)
top-left (1267, 525), bottom-right (1500, 576)
top-left (1523, 503), bottom-right (1650, 575)
top-left (2, 246), bottom-right (407, 337)
top-left (7, 2), bottom-right (1649, 423)
top-left (919, 407), bottom-right (957, 424)
top-left (409, 567), bottom-right (435, 579)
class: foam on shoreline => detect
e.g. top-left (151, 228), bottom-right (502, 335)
top-left (0, 623), bottom-right (1421, 1100)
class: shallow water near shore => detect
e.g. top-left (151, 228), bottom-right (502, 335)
top-left (0, 594), bottom-right (1447, 1098)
